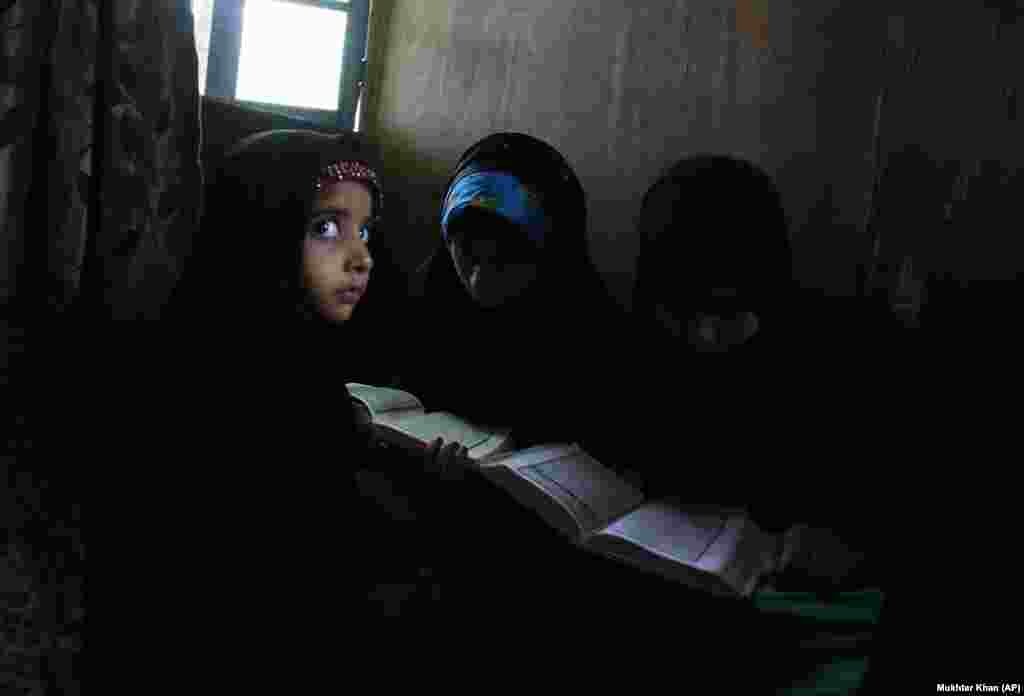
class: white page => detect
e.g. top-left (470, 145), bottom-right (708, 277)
top-left (481, 443), bottom-right (578, 471)
top-left (514, 447), bottom-right (645, 535)
top-left (599, 502), bottom-right (728, 564)
top-left (390, 412), bottom-right (498, 449)
top-left (346, 383), bottom-right (423, 415)
top-left (468, 432), bottom-right (514, 460)
top-left (478, 444), bottom-right (596, 540)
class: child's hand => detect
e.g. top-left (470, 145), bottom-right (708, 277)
top-left (424, 438), bottom-right (471, 481)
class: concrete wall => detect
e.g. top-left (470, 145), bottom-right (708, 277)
top-left (364, 1), bottom-right (1023, 307)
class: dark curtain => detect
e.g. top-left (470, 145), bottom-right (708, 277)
top-left (2, 1), bottom-right (201, 694)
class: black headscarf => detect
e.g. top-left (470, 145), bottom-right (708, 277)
top-left (169, 128), bottom-right (411, 380)
top-left (624, 155), bottom-right (805, 521)
top-left (629, 154), bottom-right (905, 541)
top-left (404, 132), bottom-right (623, 448)
top-left (633, 154), bottom-right (796, 357)
top-left (173, 131), bottom-right (376, 323)
top-left (162, 130), bottom-right (401, 598)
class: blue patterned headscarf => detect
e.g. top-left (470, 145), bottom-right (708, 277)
top-left (441, 171), bottom-right (550, 249)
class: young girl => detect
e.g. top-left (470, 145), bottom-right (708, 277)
top-left (637, 156), bottom-right (907, 566)
top-left (404, 132), bottom-right (627, 450)
top-left (167, 129), bottom-right (464, 622)
top-left (177, 133), bottom-right (383, 340)
top-left (400, 132), bottom-right (691, 640)
top-left (629, 154), bottom-right (889, 693)
top-left (628, 155), bottom-right (798, 506)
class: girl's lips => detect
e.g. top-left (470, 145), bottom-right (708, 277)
top-left (336, 287), bottom-right (365, 304)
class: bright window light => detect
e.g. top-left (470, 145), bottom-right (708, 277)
top-left (191, 0), bottom-right (214, 95)
top-left (236, 0), bottom-right (348, 111)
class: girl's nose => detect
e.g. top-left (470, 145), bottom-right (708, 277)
top-left (345, 242), bottom-right (373, 274)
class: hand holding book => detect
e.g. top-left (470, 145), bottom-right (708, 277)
top-left (423, 438), bottom-right (472, 481)
top-left (349, 383), bottom-right (791, 598)
top-left (347, 382), bottom-right (514, 460)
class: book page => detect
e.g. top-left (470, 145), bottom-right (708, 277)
top-left (468, 431), bottom-right (516, 461)
top-left (593, 505), bottom-right (776, 597)
top-left (491, 445), bottom-right (645, 538)
top-left (346, 383), bottom-right (423, 417)
top-left (384, 412), bottom-right (507, 452)
top-left (372, 421), bottom-right (431, 451)
top-left (598, 503), bottom-right (729, 564)
top-left (697, 515), bottom-right (780, 597)
top-left (476, 444), bottom-right (591, 541)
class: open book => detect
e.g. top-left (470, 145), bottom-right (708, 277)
top-left (347, 383), bottom-right (514, 461)
top-left (477, 443), bottom-right (783, 598)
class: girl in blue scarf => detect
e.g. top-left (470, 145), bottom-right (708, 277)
top-left (406, 132), bottom-right (624, 448)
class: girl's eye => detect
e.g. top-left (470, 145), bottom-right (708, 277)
top-left (311, 218), bottom-right (340, 240)
top-left (308, 215), bottom-right (372, 243)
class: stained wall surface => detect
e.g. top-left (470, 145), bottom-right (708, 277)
top-left (365, 1), bottom-right (1023, 305)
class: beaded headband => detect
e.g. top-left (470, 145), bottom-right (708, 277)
top-left (313, 160), bottom-right (383, 216)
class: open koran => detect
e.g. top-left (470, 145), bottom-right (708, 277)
top-left (346, 383), bottom-right (514, 461)
top-left (477, 443), bottom-right (782, 598)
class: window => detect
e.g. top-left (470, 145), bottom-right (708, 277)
top-left (192, 0), bottom-right (371, 131)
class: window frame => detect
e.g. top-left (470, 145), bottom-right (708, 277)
top-left (204, 0), bottom-right (371, 131)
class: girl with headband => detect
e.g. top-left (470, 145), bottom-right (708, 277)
top-left (404, 132), bottom-right (626, 448)
top-left (173, 130), bottom-right (383, 332)
top-left (400, 132), bottom-right (643, 633)
top-left (165, 129), bottom-right (465, 623)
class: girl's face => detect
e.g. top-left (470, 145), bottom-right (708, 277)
top-left (302, 180), bottom-right (374, 323)
top-left (447, 213), bottom-right (540, 309)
